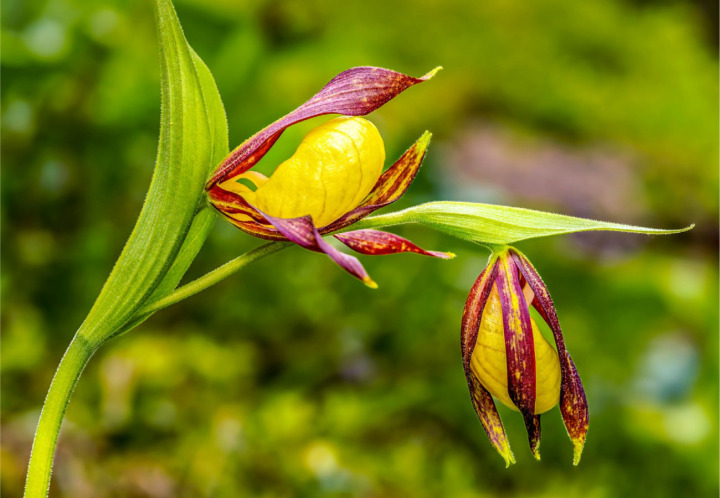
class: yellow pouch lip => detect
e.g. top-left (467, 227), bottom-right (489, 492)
top-left (230, 116), bottom-right (385, 228)
top-left (470, 286), bottom-right (561, 415)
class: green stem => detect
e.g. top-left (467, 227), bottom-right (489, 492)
top-left (24, 241), bottom-right (290, 497)
top-left (348, 211), bottom-right (411, 231)
top-left (24, 335), bottom-right (96, 498)
top-left (131, 240), bottom-right (291, 321)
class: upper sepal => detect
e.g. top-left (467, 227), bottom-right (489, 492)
top-left (206, 67), bottom-right (440, 188)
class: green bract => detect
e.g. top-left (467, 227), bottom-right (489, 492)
top-left (78, 0), bottom-right (228, 346)
top-left (352, 201), bottom-right (693, 246)
top-left (24, 2), bottom-right (227, 496)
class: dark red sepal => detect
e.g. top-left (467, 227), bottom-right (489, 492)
top-left (260, 211), bottom-right (377, 288)
top-left (461, 261), bottom-right (516, 466)
top-left (510, 248), bottom-right (589, 465)
top-left (207, 67), bottom-right (438, 188)
top-left (334, 230), bottom-right (453, 259)
top-left (495, 252), bottom-right (540, 458)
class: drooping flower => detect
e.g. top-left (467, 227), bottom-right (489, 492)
top-left (461, 246), bottom-right (589, 466)
top-left (206, 66), bottom-right (452, 287)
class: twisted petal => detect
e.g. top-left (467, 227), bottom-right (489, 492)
top-left (461, 262), bottom-right (515, 466)
top-left (321, 132), bottom-right (431, 232)
top-left (496, 253), bottom-right (541, 460)
top-left (207, 66), bottom-right (440, 188)
top-left (260, 211), bottom-right (377, 288)
top-left (511, 249), bottom-right (589, 465)
top-left (334, 229), bottom-right (454, 258)
top-left (462, 264), bottom-right (494, 370)
top-left (469, 372), bottom-right (516, 467)
top-left (205, 187), bottom-right (286, 240)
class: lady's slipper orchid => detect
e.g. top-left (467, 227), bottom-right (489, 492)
top-left (206, 66), bottom-right (452, 287)
top-left (461, 246), bottom-right (589, 466)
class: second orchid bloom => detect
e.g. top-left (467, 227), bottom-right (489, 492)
top-left (206, 66), bottom-right (452, 288)
top-left (462, 246), bottom-right (589, 466)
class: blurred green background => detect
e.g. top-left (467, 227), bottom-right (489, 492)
top-left (2, 0), bottom-right (718, 496)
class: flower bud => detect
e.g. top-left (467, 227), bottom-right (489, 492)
top-left (461, 247), bottom-right (589, 465)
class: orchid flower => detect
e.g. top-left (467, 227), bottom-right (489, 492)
top-left (462, 246), bottom-right (588, 466)
top-left (206, 66), bottom-right (452, 288)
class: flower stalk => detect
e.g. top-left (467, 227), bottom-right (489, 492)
top-left (119, 241), bottom-right (291, 335)
top-left (24, 336), bottom-right (96, 497)
top-left (23, 240), bottom-right (291, 497)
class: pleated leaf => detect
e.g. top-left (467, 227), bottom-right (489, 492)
top-left (78, 0), bottom-right (226, 346)
top-left (355, 201), bottom-right (692, 245)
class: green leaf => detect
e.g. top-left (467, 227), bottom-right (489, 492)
top-left (114, 207), bottom-right (216, 339)
top-left (191, 47), bottom-right (229, 175)
top-left (143, 50), bottom-right (229, 305)
top-left (352, 201), bottom-right (693, 246)
top-left (77, 0), bottom-right (226, 347)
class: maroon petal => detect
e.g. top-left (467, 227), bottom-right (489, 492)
top-left (205, 185), bottom-right (286, 240)
top-left (525, 414), bottom-right (542, 461)
top-left (322, 132), bottom-right (431, 233)
top-left (496, 253), bottom-right (540, 459)
top-left (216, 212), bottom-right (284, 241)
top-left (260, 211), bottom-right (377, 288)
top-left (511, 249), bottom-right (589, 465)
top-left (207, 67), bottom-right (440, 188)
top-left (468, 371), bottom-right (516, 467)
top-left (334, 230), bottom-right (454, 259)
top-left (461, 263), bottom-right (496, 371)
top-left (460, 261), bottom-right (515, 465)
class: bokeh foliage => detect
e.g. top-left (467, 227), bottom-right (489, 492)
top-left (2, 0), bottom-right (717, 496)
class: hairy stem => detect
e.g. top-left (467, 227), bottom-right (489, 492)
top-left (131, 240), bottom-right (291, 322)
top-left (24, 335), bottom-right (97, 498)
top-left (346, 211), bottom-right (411, 231)
top-left (24, 240), bottom-right (290, 497)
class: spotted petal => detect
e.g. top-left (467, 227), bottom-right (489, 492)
top-left (511, 249), bottom-right (589, 465)
top-left (323, 131), bottom-right (431, 232)
top-left (334, 229), bottom-right (454, 259)
top-left (496, 253), bottom-right (541, 460)
top-left (205, 187), bottom-right (285, 240)
top-left (461, 262), bottom-right (515, 466)
top-left (260, 211), bottom-right (377, 288)
top-left (207, 66), bottom-right (440, 188)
